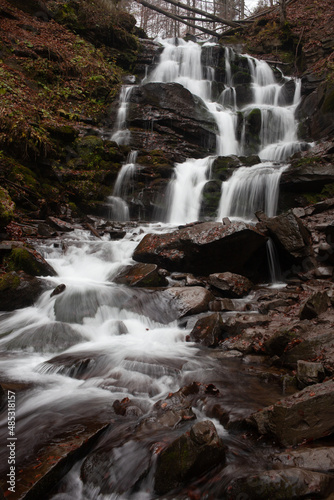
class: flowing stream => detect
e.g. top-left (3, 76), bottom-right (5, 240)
top-left (0, 38), bottom-right (311, 498)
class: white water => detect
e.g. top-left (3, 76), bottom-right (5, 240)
top-left (167, 156), bottom-right (214, 224)
top-left (0, 39), bottom-right (314, 498)
top-left (217, 162), bottom-right (288, 221)
top-left (144, 39), bottom-right (309, 224)
top-left (111, 86), bottom-right (134, 145)
top-left (108, 151), bottom-right (138, 221)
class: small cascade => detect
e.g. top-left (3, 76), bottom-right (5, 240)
top-left (243, 55), bottom-right (308, 161)
top-left (219, 47), bottom-right (237, 109)
top-left (108, 151), bottom-right (138, 221)
top-left (217, 162), bottom-right (288, 221)
top-left (111, 86), bottom-right (134, 145)
top-left (167, 157), bottom-right (213, 224)
top-left (266, 238), bottom-right (282, 284)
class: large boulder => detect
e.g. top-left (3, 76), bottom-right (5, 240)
top-left (154, 420), bottom-right (226, 495)
top-left (258, 210), bottom-right (313, 264)
top-left (226, 468), bottom-right (334, 500)
top-left (0, 271), bottom-right (45, 311)
top-left (133, 221), bottom-right (267, 279)
top-left (248, 379), bottom-right (334, 446)
top-left (127, 82), bottom-right (217, 162)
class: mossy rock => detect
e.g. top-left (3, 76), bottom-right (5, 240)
top-left (0, 187), bottom-right (15, 228)
top-left (201, 180), bottom-right (221, 218)
top-left (5, 247), bottom-right (56, 277)
top-left (8, 164), bottom-right (40, 195)
top-left (47, 125), bottom-right (79, 143)
top-left (0, 271), bottom-right (44, 311)
top-left (211, 156), bottom-right (241, 181)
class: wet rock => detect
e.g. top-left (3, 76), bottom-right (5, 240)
top-left (263, 329), bottom-right (297, 356)
top-left (81, 439), bottom-right (152, 496)
top-left (248, 379), bottom-right (334, 446)
top-left (37, 222), bottom-right (55, 237)
top-left (46, 216), bottom-right (75, 232)
top-left (137, 384), bottom-right (198, 434)
top-left (281, 331), bottom-right (334, 371)
top-left (280, 157), bottom-right (334, 194)
top-left (113, 262), bottom-right (168, 287)
top-left (189, 312), bottom-right (226, 347)
top-left (297, 360), bottom-right (325, 386)
top-left (275, 446), bottom-right (334, 471)
top-left (128, 82), bottom-right (217, 162)
top-left (209, 298), bottom-right (235, 312)
top-left (3, 322), bottom-right (85, 353)
top-left (133, 221), bottom-right (267, 279)
top-left (261, 210), bottom-right (312, 262)
top-left (123, 286), bottom-right (214, 324)
top-left (154, 420), bottom-right (226, 495)
top-left (299, 291), bottom-right (330, 319)
top-left (1, 242), bottom-right (56, 277)
top-left (226, 468), bottom-right (334, 500)
top-left (50, 283), bottom-right (66, 297)
top-left (0, 271), bottom-right (45, 311)
top-left (208, 272), bottom-right (253, 298)
top-left (0, 413), bottom-right (111, 500)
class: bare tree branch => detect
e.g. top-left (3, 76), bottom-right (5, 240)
top-left (160, 0), bottom-right (241, 28)
top-left (134, 0), bottom-right (220, 36)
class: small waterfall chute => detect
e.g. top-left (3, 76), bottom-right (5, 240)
top-left (217, 162), bottom-right (288, 221)
top-left (111, 86), bottom-right (134, 145)
top-left (108, 151), bottom-right (138, 221)
top-left (167, 156), bottom-right (213, 224)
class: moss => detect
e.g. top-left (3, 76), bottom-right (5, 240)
top-left (5, 248), bottom-right (41, 276)
top-left (0, 187), bottom-right (15, 227)
top-left (8, 164), bottom-right (40, 195)
top-left (0, 272), bottom-right (20, 292)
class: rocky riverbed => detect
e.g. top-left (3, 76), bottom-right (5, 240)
top-left (1, 190), bottom-right (334, 498)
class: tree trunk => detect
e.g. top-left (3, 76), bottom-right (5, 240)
top-left (134, 0), bottom-right (220, 36)
top-left (156, 0), bottom-right (240, 28)
top-left (280, 0), bottom-right (287, 24)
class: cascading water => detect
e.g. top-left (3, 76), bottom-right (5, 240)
top-left (148, 39), bottom-right (309, 223)
top-left (110, 85), bottom-right (134, 145)
top-left (107, 151), bottom-right (138, 221)
top-left (166, 156), bottom-right (214, 224)
top-left (0, 38), bottom-right (315, 500)
top-left (217, 161), bottom-right (288, 221)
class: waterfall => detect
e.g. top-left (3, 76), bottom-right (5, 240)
top-left (108, 151), bottom-right (138, 221)
top-left (267, 238), bottom-right (282, 284)
top-left (111, 86), bottom-right (134, 145)
top-left (217, 162), bottom-right (288, 221)
top-left (167, 156), bottom-right (213, 224)
top-left (109, 38), bottom-right (310, 224)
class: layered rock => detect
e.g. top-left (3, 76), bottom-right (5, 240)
top-left (133, 221), bottom-right (268, 280)
top-left (248, 380), bottom-right (334, 446)
top-left (127, 82), bottom-right (217, 162)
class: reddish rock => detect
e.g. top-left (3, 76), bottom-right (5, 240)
top-left (113, 262), bottom-right (168, 287)
top-left (189, 312), bottom-right (226, 347)
top-left (299, 290), bottom-right (330, 319)
top-left (133, 221), bottom-right (267, 279)
top-left (208, 272), bottom-right (254, 298)
top-left (248, 379), bottom-right (334, 446)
